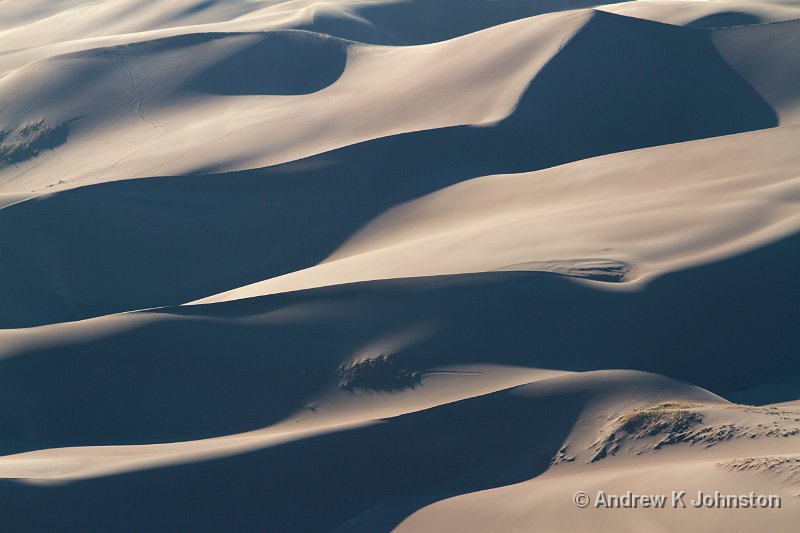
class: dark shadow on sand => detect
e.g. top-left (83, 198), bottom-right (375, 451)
top-left (0, 13), bottom-right (779, 328)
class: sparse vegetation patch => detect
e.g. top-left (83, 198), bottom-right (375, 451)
top-left (0, 120), bottom-right (68, 167)
top-left (589, 402), bottom-right (705, 462)
top-left (338, 354), bottom-right (421, 392)
top-left (720, 456), bottom-right (800, 485)
top-left (617, 405), bottom-right (703, 437)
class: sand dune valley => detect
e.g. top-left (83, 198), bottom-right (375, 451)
top-left (0, 0), bottom-right (799, 531)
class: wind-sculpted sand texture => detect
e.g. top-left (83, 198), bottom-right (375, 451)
top-left (0, 1), bottom-right (798, 531)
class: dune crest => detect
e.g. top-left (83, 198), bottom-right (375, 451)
top-left (0, 1), bottom-right (798, 531)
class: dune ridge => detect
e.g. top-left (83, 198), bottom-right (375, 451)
top-left (0, 1), bottom-right (798, 531)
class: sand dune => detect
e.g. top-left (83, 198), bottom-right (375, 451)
top-left (0, 10), bottom-right (587, 190)
top-left (0, 233), bottom-right (797, 454)
top-left (3, 9), bottom-right (798, 192)
top-left (601, 0), bottom-right (800, 27)
top-left (0, 371), bottom-right (733, 531)
top-left (3, 11), bottom-right (799, 326)
top-left (0, 1), bottom-right (798, 531)
top-left (396, 452), bottom-right (800, 532)
top-left (196, 124), bottom-right (800, 302)
top-left (1, 367), bottom-right (796, 531)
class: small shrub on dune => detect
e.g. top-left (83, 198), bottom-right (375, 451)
top-left (338, 354), bottom-right (421, 392)
top-left (617, 407), bottom-right (703, 438)
top-left (590, 402), bottom-right (705, 462)
top-left (0, 120), bottom-right (68, 167)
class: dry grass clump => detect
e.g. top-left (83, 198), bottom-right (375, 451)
top-left (590, 402), bottom-right (705, 462)
top-left (720, 456), bottom-right (800, 485)
top-left (0, 120), bottom-right (68, 167)
top-left (338, 354), bottom-right (421, 392)
top-left (644, 401), bottom-right (702, 410)
top-left (617, 403), bottom-right (703, 437)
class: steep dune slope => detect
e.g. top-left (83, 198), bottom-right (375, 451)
top-left (396, 452), bottom-right (800, 532)
top-left (5, 0), bottom-right (797, 67)
top-left (198, 124), bottom-right (800, 303)
top-left (281, 0), bottom-right (608, 44)
top-left (0, 0), bottom-right (275, 48)
top-left (601, 0), bottom-right (800, 27)
top-left (0, 10), bottom-right (587, 190)
top-left (1, 367), bottom-right (797, 532)
top-left (2, 13), bottom-right (797, 327)
top-left (0, 371), bottom-right (736, 532)
top-left (0, 2), bottom-right (798, 531)
top-left (712, 19), bottom-right (800, 123)
top-left (0, 0), bottom-right (609, 79)
top-left (3, 121), bottom-right (797, 328)
top-left (0, 231), bottom-right (796, 454)
top-left (3, 11), bottom-right (796, 192)
top-left (0, 0), bottom-right (610, 58)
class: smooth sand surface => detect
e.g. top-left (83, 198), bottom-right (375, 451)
top-left (0, 1), bottom-right (798, 531)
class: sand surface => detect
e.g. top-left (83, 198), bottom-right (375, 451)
top-left (0, 1), bottom-right (798, 531)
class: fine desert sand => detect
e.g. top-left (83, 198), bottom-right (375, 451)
top-left (0, 1), bottom-right (798, 531)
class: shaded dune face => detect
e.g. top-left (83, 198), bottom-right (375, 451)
top-left (294, 0), bottom-right (606, 45)
top-left (48, 30), bottom-right (349, 98)
top-left (0, 30), bottom-right (350, 140)
top-left (267, 11), bottom-right (778, 185)
top-left (187, 32), bottom-right (349, 96)
top-left (0, 0), bottom-right (604, 55)
top-left (0, 12), bottom-right (781, 328)
top-left (107, 30), bottom-right (351, 97)
top-left (0, 2), bottom-right (798, 532)
top-left (687, 11), bottom-right (763, 29)
top-left (524, 12), bottom-right (777, 151)
top-left (0, 381), bottom-right (584, 532)
top-left (0, 121), bottom-right (69, 167)
top-left (0, 31), bottom-right (351, 185)
top-left (0, 234), bottom-right (795, 454)
top-left (0, 371), bottom-right (712, 532)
